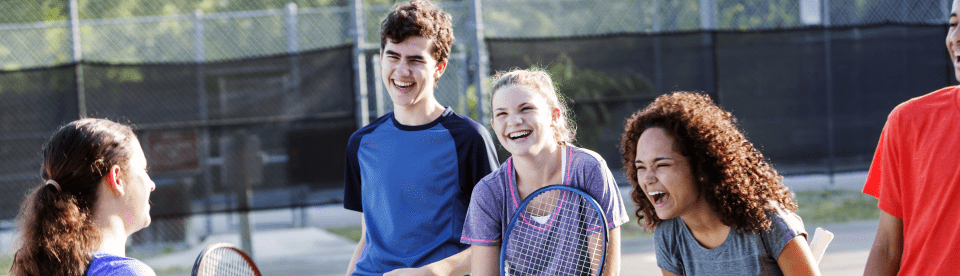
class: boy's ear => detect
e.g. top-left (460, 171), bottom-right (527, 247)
top-left (435, 60), bottom-right (447, 79)
top-left (105, 165), bottom-right (125, 196)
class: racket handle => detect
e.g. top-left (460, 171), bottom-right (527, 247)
top-left (808, 227), bottom-right (834, 264)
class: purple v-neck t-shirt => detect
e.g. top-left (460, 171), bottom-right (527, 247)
top-left (461, 146), bottom-right (629, 271)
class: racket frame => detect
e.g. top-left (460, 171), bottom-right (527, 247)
top-left (191, 242), bottom-right (263, 276)
top-left (500, 184), bottom-right (609, 276)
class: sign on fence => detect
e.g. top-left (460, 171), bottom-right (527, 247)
top-left (146, 130), bottom-right (200, 174)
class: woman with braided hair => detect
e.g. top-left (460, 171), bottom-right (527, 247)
top-left (10, 118), bottom-right (156, 276)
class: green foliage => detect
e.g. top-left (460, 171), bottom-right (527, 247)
top-left (0, 0), bottom-right (64, 24)
top-left (542, 54), bottom-right (652, 151)
top-left (718, 0), bottom-right (799, 30)
top-left (327, 226), bottom-right (364, 242)
top-left (657, 0), bottom-right (702, 31)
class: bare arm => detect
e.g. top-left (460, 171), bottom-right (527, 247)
top-left (661, 269), bottom-right (682, 276)
top-left (777, 235), bottom-right (821, 276)
top-left (470, 245), bottom-right (500, 276)
top-left (601, 226), bottom-right (621, 276)
top-left (863, 210), bottom-right (903, 276)
top-left (345, 219), bottom-right (367, 276)
top-left (384, 247), bottom-right (472, 276)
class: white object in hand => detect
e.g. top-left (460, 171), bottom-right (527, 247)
top-left (808, 227), bottom-right (834, 264)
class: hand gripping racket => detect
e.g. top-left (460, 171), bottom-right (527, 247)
top-left (191, 242), bottom-right (262, 276)
top-left (501, 185), bottom-right (609, 276)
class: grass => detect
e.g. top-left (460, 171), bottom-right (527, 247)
top-left (327, 226), bottom-right (364, 242)
top-left (1, 253), bottom-right (12, 276)
top-left (325, 222), bottom-right (654, 243)
top-left (153, 266), bottom-right (191, 275)
top-left (794, 189), bottom-right (881, 225)
top-left (322, 189), bottom-right (879, 243)
top-left (609, 188), bottom-right (880, 240)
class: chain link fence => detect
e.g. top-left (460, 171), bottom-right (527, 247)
top-left (1, 0), bottom-right (955, 256)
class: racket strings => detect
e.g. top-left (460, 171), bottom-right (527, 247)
top-left (197, 247), bottom-right (257, 276)
top-left (506, 190), bottom-right (605, 276)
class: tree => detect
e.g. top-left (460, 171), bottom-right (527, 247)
top-left (545, 54), bottom-right (652, 155)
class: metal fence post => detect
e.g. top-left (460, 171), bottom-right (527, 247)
top-left (285, 2), bottom-right (303, 116)
top-left (700, 0), bottom-right (717, 30)
top-left (652, 0), bottom-right (662, 95)
top-left (455, 45), bottom-right (468, 114)
top-left (352, 0), bottom-right (370, 128)
top-left (194, 9), bottom-right (215, 240)
top-left (70, 0), bottom-right (85, 118)
top-left (221, 132), bottom-right (260, 258)
top-left (472, 0), bottom-right (487, 124)
top-left (285, 2), bottom-right (307, 226)
top-left (823, 0), bottom-right (831, 27)
top-left (373, 53), bottom-right (386, 117)
top-left (823, 0), bottom-right (836, 185)
top-left (286, 3), bottom-right (300, 54)
top-left (700, 0), bottom-right (719, 103)
top-left (947, 0), bottom-right (953, 20)
top-left (195, 10), bottom-right (205, 63)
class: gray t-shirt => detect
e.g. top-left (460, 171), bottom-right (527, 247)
top-left (654, 204), bottom-right (806, 276)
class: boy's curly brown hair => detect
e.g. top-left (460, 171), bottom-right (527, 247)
top-left (620, 91), bottom-right (797, 233)
top-left (380, 0), bottom-right (454, 63)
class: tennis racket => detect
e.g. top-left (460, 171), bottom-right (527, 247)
top-left (191, 242), bottom-right (262, 276)
top-left (501, 185), bottom-right (609, 276)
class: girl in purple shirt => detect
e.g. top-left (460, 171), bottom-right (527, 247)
top-left (460, 69), bottom-right (629, 276)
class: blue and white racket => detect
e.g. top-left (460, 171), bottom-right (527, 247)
top-left (500, 185), bottom-right (609, 276)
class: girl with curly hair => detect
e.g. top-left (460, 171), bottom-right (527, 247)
top-left (461, 68), bottom-right (629, 275)
top-left (620, 92), bottom-right (820, 276)
top-left (10, 118), bottom-right (156, 276)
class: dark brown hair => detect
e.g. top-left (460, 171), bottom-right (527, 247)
top-left (11, 118), bottom-right (136, 276)
top-left (620, 92), bottom-right (796, 233)
top-left (380, 0), bottom-right (455, 63)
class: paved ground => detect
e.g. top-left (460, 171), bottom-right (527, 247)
top-left (137, 218), bottom-right (876, 276)
top-left (135, 171), bottom-right (875, 275)
top-left (2, 171), bottom-right (876, 275)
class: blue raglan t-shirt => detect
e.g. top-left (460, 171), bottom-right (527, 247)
top-left (343, 107), bottom-right (498, 275)
top-left (86, 252), bottom-right (156, 276)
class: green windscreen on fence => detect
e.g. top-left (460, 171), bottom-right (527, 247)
top-left (0, 24), bottom-right (955, 225)
top-left (487, 24), bottom-right (954, 175)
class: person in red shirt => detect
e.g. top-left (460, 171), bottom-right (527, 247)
top-left (862, 1), bottom-right (960, 274)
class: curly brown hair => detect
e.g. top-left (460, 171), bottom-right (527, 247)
top-left (380, 0), bottom-right (455, 63)
top-left (620, 92), bottom-right (796, 233)
top-left (11, 118), bottom-right (136, 276)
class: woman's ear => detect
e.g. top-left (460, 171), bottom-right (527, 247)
top-left (105, 165), bottom-right (125, 196)
top-left (552, 107), bottom-right (561, 122)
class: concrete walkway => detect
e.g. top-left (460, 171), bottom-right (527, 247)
top-left (142, 227), bottom-right (357, 276)
top-left (0, 171), bottom-right (873, 275)
top-left (141, 218), bottom-right (878, 276)
top-left (139, 171), bottom-right (877, 275)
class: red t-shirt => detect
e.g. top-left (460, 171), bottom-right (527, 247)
top-left (863, 86), bottom-right (960, 275)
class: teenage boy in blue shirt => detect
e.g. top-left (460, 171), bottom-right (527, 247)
top-left (343, 1), bottom-right (498, 275)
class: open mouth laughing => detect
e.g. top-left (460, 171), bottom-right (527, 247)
top-left (394, 80), bottom-right (414, 89)
top-left (507, 130), bottom-right (532, 140)
top-left (648, 191), bottom-right (668, 207)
